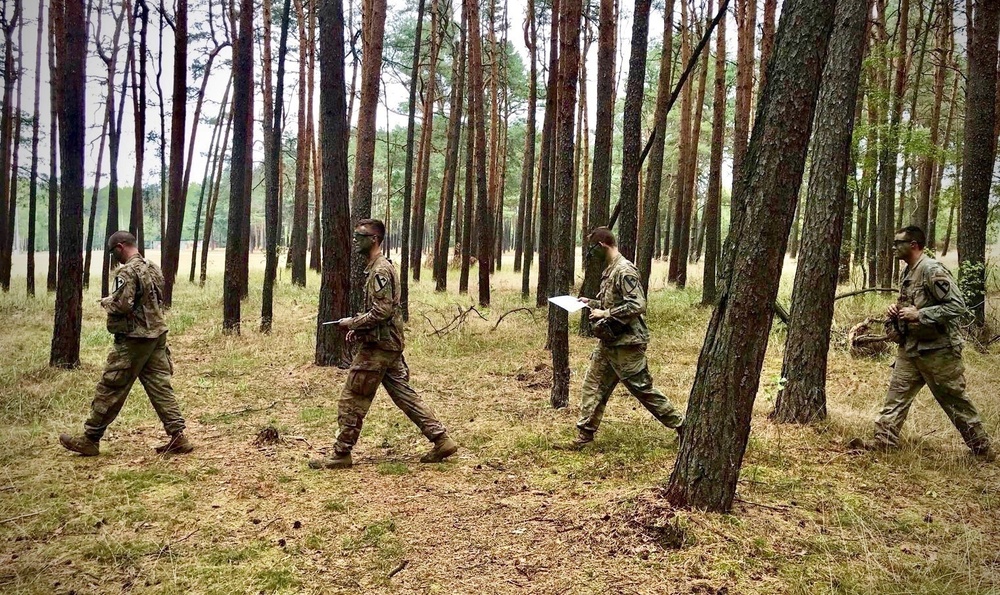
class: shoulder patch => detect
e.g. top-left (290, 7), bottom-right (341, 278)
top-left (112, 275), bottom-right (126, 294)
top-left (932, 277), bottom-right (951, 301)
top-left (622, 274), bottom-right (639, 294)
top-left (374, 273), bottom-right (390, 293)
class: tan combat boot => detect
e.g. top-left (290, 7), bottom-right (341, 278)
top-left (553, 430), bottom-right (594, 451)
top-left (420, 435), bottom-right (459, 463)
top-left (155, 432), bottom-right (195, 454)
top-left (309, 452), bottom-right (353, 469)
top-left (59, 434), bottom-right (100, 456)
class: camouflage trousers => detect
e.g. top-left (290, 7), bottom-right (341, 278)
top-left (84, 333), bottom-right (186, 441)
top-left (874, 345), bottom-right (991, 452)
top-left (334, 346), bottom-right (446, 454)
top-left (577, 343), bottom-right (684, 435)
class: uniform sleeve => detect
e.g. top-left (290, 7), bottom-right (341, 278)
top-left (609, 269), bottom-right (646, 320)
top-left (917, 264), bottom-right (967, 327)
top-left (101, 268), bottom-right (138, 314)
top-left (347, 269), bottom-right (395, 330)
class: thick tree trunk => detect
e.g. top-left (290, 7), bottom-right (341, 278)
top-left (959, 0), bottom-right (1000, 328)
top-left (316, 0), bottom-right (352, 367)
top-left (349, 0), bottom-right (386, 314)
top-left (223, 0), bottom-right (254, 333)
top-left (773, 0), bottom-right (868, 424)
top-left (50, 0), bottom-right (86, 368)
top-left (665, 0), bottom-right (835, 512)
top-left (617, 0), bottom-right (651, 260)
top-left (550, 0), bottom-right (581, 410)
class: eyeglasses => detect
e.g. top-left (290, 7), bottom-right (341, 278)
top-left (353, 232), bottom-right (377, 239)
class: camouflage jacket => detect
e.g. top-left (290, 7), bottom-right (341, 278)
top-left (101, 254), bottom-right (168, 339)
top-left (898, 254), bottom-right (967, 354)
top-left (596, 254), bottom-right (649, 347)
top-left (347, 254), bottom-right (405, 351)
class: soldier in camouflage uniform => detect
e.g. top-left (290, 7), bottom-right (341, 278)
top-left (869, 226), bottom-right (995, 462)
top-left (556, 227), bottom-right (684, 450)
top-left (309, 219), bottom-right (458, 470)
top-left (60, 231), bottom-right (193, 456)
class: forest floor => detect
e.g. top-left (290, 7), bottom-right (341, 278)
top-left (1, 250), bottom-right (999, 594)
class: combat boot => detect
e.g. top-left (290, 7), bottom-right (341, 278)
top-left (59, 434), bottom-right (99, 456)
top-left (308, 452), bottom-right (353, 469)
top-left (553, 430), bottom-right (594, 451)
top-left (420, 435), bottom-right (459, 463)
top-left (960, 424), bottom-right (996, 463)
top-left (155, 432), bottom-right (195, 455)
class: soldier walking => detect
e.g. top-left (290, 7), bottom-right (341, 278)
top-left (309, 219), bottom-right (458, 469)
top-left (556, 227), bottom-right (684, 450)
top-left (60, 231), bottom-right (193, 456)
top-left (867, 225), bottom-right (995, 462)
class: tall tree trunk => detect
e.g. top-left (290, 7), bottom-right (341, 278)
top-left (2, 6), bottom-right (24, 290)
top-left (83, 111), bottom-right (109, 290)
top-left (669, 1), bottom-right (692, 284)
top-left (190, 77), bottom-right (230, 283)
top-left (617, 0), bottom-right (651, 260)
top-left (959, 0), bottom-right (999, 329)
top-left (161, 0), bottom-right (187, 306)
top-left (200, 104), bottom-right (232, 286)
top-left (637, 0), bottom-right (675, 292)
top-left (579, 0), bottom-right (614, 333)
top-left (349, 0), bottom-right (386, 315)
top-left (155, 0), bottom-right (165, 249)
top-left (466, 0), bottom-right (491, 307)
top-left (223, 0), bottom-right (254, 333)
top-left (290, 0), bottom-right (311, 286)
top-left (263, 0), bottom-right (292, 332)
top-left (27, 1), bottom-right (43, 296)
top-left (758, 0), bottom-right (777, 95)
top-left (460, 103), bottom-right (474, 294)
top-left (129, 0), bottom-right (148, 248)
top-left (730, 0), bottom-right (757, 200)
top-left (399, 0), bottom-right (426, 319)
top-left (773, 0), bottom-right (868, 424)
top-left (0, 0), bottom-right (21, 291)
top-left (519, 0), bottom-right (538, 300)
top-left (46, 0), bottom-right (59, 292)
top-left (535, 0), bottom-right (559, 309)
top-left (665, 0), bottom-right (835, 512)
top-left (702, 0), bottom-right (726, 305)
top-left (434, 10), bottom-right (465, 292)
top-left (308, 2), bottom-right (320, 273)
top-left (929, 68), bottom-right (959, 249)
top-left (411, 0), bottom-right (442, 282)
top-left (316, 0), bottom-right (352, 367)
top-left (50, 0), bottom-right (87, 368)
top-left (550, 0), bottom-right (581, 410)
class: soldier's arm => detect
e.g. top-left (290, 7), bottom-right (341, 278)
top-left (347, 271), bottom-right (394, 330)
top-left (609, 270), bottom-right (646, 320)
top-left (917, 266), bottom-right (967, 326)
top-left (100, 269), bottom-right (138, 314)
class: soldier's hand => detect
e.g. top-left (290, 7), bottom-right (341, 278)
top-left (898, 306), bottom-right (920, 323)
top-left (589, 308), bottom-right (610, 320)
top-left (887, 303), bottom-right (900, 319)
top-left (346, 330), bottom-right (356, 343)
top-left (578, 297), bottom-right (596, 305)
top-left (334, 317), bottom-right (352, 327)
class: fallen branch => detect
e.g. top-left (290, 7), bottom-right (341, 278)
top-left (0, 511), bottom-right (43, 524)
top-left (215, 401), bottom-right (279, 418)
top-left (388, 559), bottom-right (409, 578)
top-left (834, 287), bottom-right (896, 301)
top-left (735, 498), bottom-right (791, 512)
top-left (492, 308), bottom-right (536, 330)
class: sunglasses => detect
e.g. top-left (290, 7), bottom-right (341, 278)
top-left (353, 232), bottom-right (377, 239)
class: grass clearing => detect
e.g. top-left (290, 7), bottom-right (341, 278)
top-left (1, 251), bottom-right (998, 593)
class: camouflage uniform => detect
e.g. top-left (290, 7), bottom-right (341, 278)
top-left (874, 255), bottom-right (992, 454)
top-left (577, 254), bottom-right (684, 436)
top-left (84, 254), bottom-right (185, 441)
top-left (333, 255), bottom-right (447, 454)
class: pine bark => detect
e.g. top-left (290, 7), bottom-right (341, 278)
top-left (617, 0), bottom-right (651, 260)
top-left (128, 0), bottom-right (148, 248)
top-left (46, 0), bottom-right (58, 292)
top-left (535, 0), bottom-right (559, 308)
top-left (434, 11), bottom-right (465, 292)
top-left (27, 1), bottom-right (43, 296)
top-left (665, 0), bottom-right (836, 512)
top-left (161, 0), bottom-right (187, 306)
top-left (773, 0), bottom-right (868, 424)
top-left (0, 0), bottom-right (21, 291)
top-left (466, 0), bottom-right (491, 308)
top-left (702, 1), bottom-right (726, 305)
top-left (411, 0), bottom-right (442, 281)
top-left (399, 0), bottom-right (426, 319)
top-left (291, 0), bottom-right (311, 286)
top-left (519, 0), bottom-right (538, 300)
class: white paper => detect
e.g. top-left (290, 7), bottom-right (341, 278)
top-left (548, 295), bottom-right (588, 313)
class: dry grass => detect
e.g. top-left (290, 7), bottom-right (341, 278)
top-left (1, 251), bottom-right (999, 594)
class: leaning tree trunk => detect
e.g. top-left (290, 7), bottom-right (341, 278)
top-left (959, 0), bottom-right (1000, 329)
top-left (50, 0), bottom-right (87, 368)
top-left (772, 0), bottom-right (868, 424)
top-left (549, 0), bottom-right (581, 410)
top-left (223, 0), bottom-right (254, 333)
top-left (616, 0), bottom-right (651, 261)
top-left (665, 0), bottom-right (836, 512)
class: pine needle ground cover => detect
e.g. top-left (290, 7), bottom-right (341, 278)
top-left (1, 251), bottom-right (998, 594)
